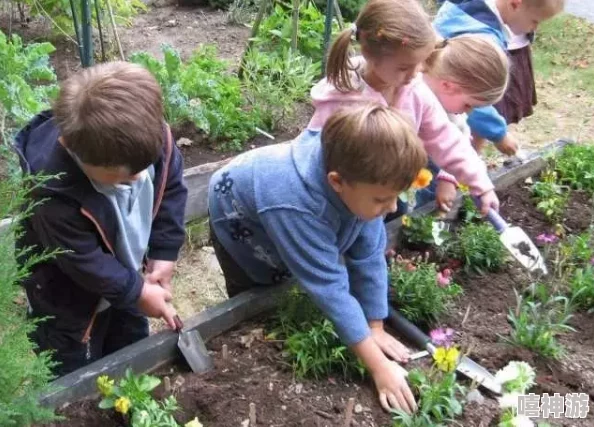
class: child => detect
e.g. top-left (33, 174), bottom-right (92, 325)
top-left (433, 0), bottom-right (565, 155)
top-left (419, 34), bottom-right (510, 206)
top-left (14, 62), bottom-right (187, 376)
top-left (208, 104), bottom-right (427, 413)
top-left (494, 31), bottom-right (537, 124)
top-left (308, 0), bottom-right (499, 216)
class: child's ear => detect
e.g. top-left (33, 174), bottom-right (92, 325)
top-left (327, 171), bottom-right (345, 193)
top-left (441, 80), bottom-right (458, 95)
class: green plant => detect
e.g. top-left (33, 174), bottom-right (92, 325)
top-left (495, 361), bottom-right (537, 427)
top-left (252, 3), bottom-right (339, 63)
top-left (569, 265), bottom-right (594, 311)
top-left (389, 261), bottom-right (462, 325)
top-left (97, 369), bottom-right (201, 427)
top-left (531, 169), bottom-right (569, 221)
top-left (392, 347), bottom-right (465, 427)
top-left (559, 229), bottom-right (594, 269)
top-left (0, 31), bottom-right (58, 128)
top-left (400, 215), bottom-right (450, 247)
top-left (448, 222), bottom-right (506, 273)
top-left (20, 0), bottom-right (145, 36)
top-left (505, 288), bottom-right (575, 359)
top-left (242, 46), bottom-right (318, 129)
top-left (0, 169), bottom-right (59, 424)
top-left (554, 144), bottom-right (594, 193)
top-left (273, 287), bottom-right (365, 379)
top-left (312, 0), bottom-right (365, 22)
top-left (130, 44), bottom-right (263, 151)
top-left (458, 195), bottom-right (481, 224)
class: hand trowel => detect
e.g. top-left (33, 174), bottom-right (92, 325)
top-left (173, 315), bottom-right (214, 373)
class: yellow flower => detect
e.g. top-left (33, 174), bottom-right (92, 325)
top-left (433, 346), bottom-right (460, 372)
top-left (401, 215), bottom-right (411, 227)
top-left (411, 168), bottom-right (433, 189)
top-left (115, 397), bottom-right (131, 415)
top-left (185, 418), bottom-right (204, 427)
top-left (97, 375), bottom-right (114, 397)
top-left (458, 184), bottom-right (469, 194)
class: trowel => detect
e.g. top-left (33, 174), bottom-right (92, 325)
top-left (387, 308), bottom-right (502, 395)
top-left (473, 196), bottom-right (548, 275)
top-left (173, 315), bottom-right (214, 373)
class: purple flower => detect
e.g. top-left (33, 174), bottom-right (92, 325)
top-left (590, 257), bottom-right (594, 266)
top-left (536, 233), bottom-right (558, 244)
top-left (430, 327), bottom-right (455, 347)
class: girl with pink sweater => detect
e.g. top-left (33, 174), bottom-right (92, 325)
top-left (308, 0), bottom-right (500, 215)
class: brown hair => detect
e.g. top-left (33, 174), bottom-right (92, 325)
top-left (54, 61), bottom-right (164, 174)
top-left (326, 0), bottom-right (436, 92)
top-left (424, 35), bottom-right (510, 104)
top-left (322, 103), bottom-right (427, 190)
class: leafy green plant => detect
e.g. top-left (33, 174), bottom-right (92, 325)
top-left (554, 144), bottom-right (594, 193)
top-left (312, 0), bottom-right (366, 21)
top-left (495, 361), bottom-right (537, 427)
top-left (569, 265), bottom-right (594, 311)
top-left (97, 369), bottom-right (202, 427)
top-left (242, 46), bottom-right (318, 129)
top-left (505, 288), bottom-right (575, 359)
top-left (392, 347), bottom-right (465, 427)
top-left (458, 195), bottom-right (481, 224)
top-left (531, 169), bottom-right (569, 221)
top-left (389, 261), bottom-right (462, 325)
top-left (447, 222), bottom-right (506, 273)
top-left (20, 0), bottom-right (145, 36)
top-left (130, 44), bottom-right (264, 151)
top-left (400, 215), bottom-right (450, 248)
top-left (0, 31), bottom-right (58, 128)
top-left (0, 167), bottom-right (59, 424)
top-left (273, 287), bottom-right (365, 379)
top-left (252, 3), bottom-right (339, 63)
top-left (559, 229), bottom-right (594, 269)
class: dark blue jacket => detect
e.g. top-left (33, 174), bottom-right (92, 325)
top-left (14, 111), bottom-right (187, 341)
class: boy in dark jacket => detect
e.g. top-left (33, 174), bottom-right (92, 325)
top-left (14, 62), bottom-right (188, 376)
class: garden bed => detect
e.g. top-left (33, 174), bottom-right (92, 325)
top-left (39, 159), bottom-right (594, 427)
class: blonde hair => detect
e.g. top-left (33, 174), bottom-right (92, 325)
top-left (424, 35), bottom-right (510, 104)
top-left (322, 103), bottom-right (427, 190)
top-left (326, 0), bottom-right (436, 92)
top-left (54, 61), bottom-right (164, 174)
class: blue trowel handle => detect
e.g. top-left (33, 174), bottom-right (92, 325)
top-left (472, 196), bottom-right (508, 233)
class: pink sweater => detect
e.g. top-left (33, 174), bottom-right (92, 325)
top-left (308, 63), bottom-right (494, 195)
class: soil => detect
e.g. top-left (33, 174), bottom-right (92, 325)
top-left (0, 4), bottom-right (313, 169)
top-left (39, 176), bottom-right (594, 427)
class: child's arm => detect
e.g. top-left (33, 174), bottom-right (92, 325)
top-left (148, 139), bottom-right (187, 263)
top-left (31, 200), bottom-right (176, 327)
top-left (260, 210), bottom-right (415, 412)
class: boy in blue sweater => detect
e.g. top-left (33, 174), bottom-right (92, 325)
top-left (433, 0), bottom-right (563, 155)
top-left (208, 104), bottom-right (427, 413)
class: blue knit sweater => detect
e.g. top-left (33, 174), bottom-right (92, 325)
top-left (208, 131), bottom-right (388, 345)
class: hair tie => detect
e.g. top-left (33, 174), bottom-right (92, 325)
top-left (350, 23), bottom-right (358, 41)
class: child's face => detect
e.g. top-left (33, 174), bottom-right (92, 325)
top-left (79, 163), bottom-right (144, 185)
top-left (328, 173), bottom-right (401, 221)
top-left (365, 44), bottom-right (435, 89)
top-left (434, 81), bottom-right (485, 114)
top-left (506, 1), bottom-right (560, 34)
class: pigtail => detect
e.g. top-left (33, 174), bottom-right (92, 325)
top-left (326, 28), bottom-right (357, 92)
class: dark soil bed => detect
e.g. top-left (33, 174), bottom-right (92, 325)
top-left (40, 180), bottom-right (594, 426)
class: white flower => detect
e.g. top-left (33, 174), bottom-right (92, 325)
top-left (496, 363), bottom-right (521, 384)
top-left (496, 361), bottom-right (536, 393)
top-left (498, 392), bottom-right (521, 409)
top-left (512, 414), bottom-right (534, 427)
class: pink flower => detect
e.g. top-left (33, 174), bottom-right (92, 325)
top-left (430, 327), bottom-right (455, 347)
top-left (590, 257), bottom-right (594, 266)
top-left (436, 268), bottom-right (452, 287)
top-left (536, 233), bottom-right (558, 244)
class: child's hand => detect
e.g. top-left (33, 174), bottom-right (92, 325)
top-left (145, 259), bottom-right (176, 292)
top-left (478, 189), bottom-right (500, 216)
top-left (369, 320), bottom-right (410, 363)
top-left (137, 282), bottom-right (177, 329)
top-left (435, 180), bottom-right (458, 213)
top-left (495, 134), bottom-right (518, 156)
top-left (372, 360), bottom-right (417, 413)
